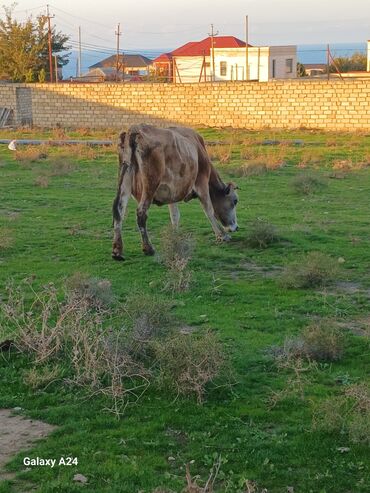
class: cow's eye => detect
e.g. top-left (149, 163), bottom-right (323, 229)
top-left (233, 199), bottom-right (238, 206)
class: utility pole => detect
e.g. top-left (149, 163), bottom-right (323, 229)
top-left (78, 26), bottom-right (82, 77)
top-left (245, 15), bottom-right (249, 81)
top-left (46, 5), bottom-right (55, 82)
top-left (327, 44), bottom-right (330, 80)
top-left (208, 24), bottom-right (219, 82)
top-left (115, 23), bottom-right (122, 82)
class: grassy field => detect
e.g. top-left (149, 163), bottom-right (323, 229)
top-left (0, 127), bottom-right (369, 493)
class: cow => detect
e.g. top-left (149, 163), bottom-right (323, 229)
top-left (112, 124), bottom-right (238, 260)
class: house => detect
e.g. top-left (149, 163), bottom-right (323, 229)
top-left (154, 37), bottom-right (297, 82)
top-left (213, 45), bottom-right (297, 81)
top-left (153, 36), bottom-right (248, 83)
top-left (84, 54), bottom-right (153, 80)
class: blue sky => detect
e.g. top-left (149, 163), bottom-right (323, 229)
top-left (12, 0), bottom-right (370, 51)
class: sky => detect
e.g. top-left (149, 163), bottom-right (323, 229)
top-left (11, 0), bottom-right (370, 52)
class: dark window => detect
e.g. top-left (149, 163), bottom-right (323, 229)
top-left (286, 58), bottom-right (293, 73)
top-left (272, 59), bottom-right (276, 78)
top-left (220, 61), bottom-right (227, 76)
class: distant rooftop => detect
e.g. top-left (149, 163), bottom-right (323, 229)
top-left (89, 54), bottom-right (153, 69)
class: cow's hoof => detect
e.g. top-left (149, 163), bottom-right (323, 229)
top-left (112, 253), bottom-right (125, 261)
top-left (217, 234), bottom-right (231, 243)
top-left (143, 247), bottom-right (155, 256)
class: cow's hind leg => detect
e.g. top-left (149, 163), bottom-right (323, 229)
top-left (112, 164), bottom-right (131, 260)
top-left (137, 196), bottom-right (155, 255)
top-left (168, 203), bottom-right (180, 228)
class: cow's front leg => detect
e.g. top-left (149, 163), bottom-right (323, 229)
top-left (168, 203), bottom-right (180, 228)
top-left (137, 198), bottom-right (155, 255)
top-left (195, 186), bottom-right (229, 242)
top-left (112, 164), bottom-right (131, 260)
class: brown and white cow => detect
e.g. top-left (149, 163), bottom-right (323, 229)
top-left (112, 124), bottom-right (238, 260)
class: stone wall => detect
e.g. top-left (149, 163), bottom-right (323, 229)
top-left (1, 79), bottom-right (369, 131)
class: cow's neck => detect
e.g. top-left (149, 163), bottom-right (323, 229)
top-left (209, 165), bottom-right (225, 195)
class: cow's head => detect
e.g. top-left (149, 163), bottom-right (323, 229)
top-left (212, 182), bottom-right (239, 232)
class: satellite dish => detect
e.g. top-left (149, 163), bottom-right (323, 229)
top-left (8, 140), bottom-right (17, 151)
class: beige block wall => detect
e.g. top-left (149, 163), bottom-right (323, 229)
top-left (1, 80), bottom-right (370, 131)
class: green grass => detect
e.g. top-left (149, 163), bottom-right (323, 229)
top-left (0, 128), bottom-right (369, 493)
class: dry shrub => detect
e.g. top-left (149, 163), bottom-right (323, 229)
top-left (124, 292), bottom-right (174, 342)
top-left (207, 144), bottom-right (233, 164)
top-left (59, 144), bottom-right (98, 161)
top-left (301, 324), bottom-right (344, 361)
top-left (23, 365), bottom-right (61, 389)
top-left (280, 252), bottom-right (339, 289)
top-left (14, 145), bottom-right (48, 164)
top-left (65, 272), bottom-right (114, 310)
top-left (48, 157), bottom-right (75, 176)
top-left (0, 227), bottom-right (14, 250)
top-left (160, 226), bottom-right (194, 292)
top-left (0, 280), bottom-right (148, 415)
top-left (51, 126), bottom-right (68, 140)
top-left (272, 323), bottom-right (344, 364)
top-left (268, 355), bottom-right (317, 408)
top-left (297, 148), bottom-right (325, 168)
top-left (246, 218), bottom-right (279, 249)
top-left (291, 172), bottom-right (326, 195)
top-left (34, 175), bottom-right (49, 188)
top-left (153, 330), bottom-right (224, 403)
top-left (313, 383), bottom-right (370, 444)
top-left (239, 161), bottom-right (267, 177)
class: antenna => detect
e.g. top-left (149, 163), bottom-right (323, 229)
top-left (208, 24), bottom-right (219, 81)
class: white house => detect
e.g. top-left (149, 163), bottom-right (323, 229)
top-left (213, 45), bottom-right (297, 82)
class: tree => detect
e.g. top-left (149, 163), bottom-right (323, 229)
top-left (0, 5), bottom-right (70, 82)
top-left (329, 52), bottom-right (366, 73)
top-left (297, 62), bottom-right (307, 77)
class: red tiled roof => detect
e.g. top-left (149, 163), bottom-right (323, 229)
top-left (153, 36), bottom-right (250, 63)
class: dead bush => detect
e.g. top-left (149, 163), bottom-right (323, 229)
top-left (34, 175), bottom-right (49, 188)
top-left (48, 157), bottom-right (75, 176)
top-left (291, 172), bottom-right (326, 195)
top-left (313, 383), bottom-right (370, 444)
top-left (65, 272), bottom-right (114, 310)
top-left (124, 292), bottom-right (175, 343)
top-left (153, 330), bottom-right (225, 403)
top-left (301, 324), bottom-right (344, 361)
top-left (23, 365), bottom-right (62, 389)
top-left (159, 226), bottom-right (194, 292)
top-left (207, 144), bottom-right (233, 164)
top-left (280, 252), bottom-right (339, 289)
top-left (14, 146), bottom-right (48, 164)
top-left (51, 126), bottom-right (68, 140)
top-left (239, 161), bottom-right (268, 177)
top-left (271, 323), bottom-right (344, 364)
top-left (246, 218), bottom-right (279, 249)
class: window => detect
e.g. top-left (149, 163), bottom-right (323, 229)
top-left (272, 59), bottom-right (276, 78)
top-left (220, 61), bottom-right (227, 76)
top-left (286, 58), bottom-right (293, 73)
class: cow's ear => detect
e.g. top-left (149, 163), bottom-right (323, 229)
top-left (118, 131), bottom-right (126, 149)
top-left (224, 182), bottom-right (238, 195)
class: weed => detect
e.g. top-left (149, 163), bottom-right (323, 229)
top-left (207, 144), bottom-right (233, 164)
top-left (48, 157), bottom-right (75, 176)
top-left (0, 227), bottom-right (14, 250)
top-left (65, 272), bottom-right (114, 310)
top-left (246, 218), bottom-right (279, 249)
top-left (301, 324), bottom-right (344, 361)
top-left (14, 146), bottom-right (48, 164)
top-left (124, 292), bottom-right (174, 342)
top-left (23, 365), bottom-right (62, 389)
top-left (313, 383), bottom-right (370, 444)
top-left (159, 226), bottom-right (194, 292)
top-left (34, 175), bottom-right (49, 188)
top-left (291, 172), bottom-right (326, 194)
top-left (280, 252), bottom-right (339, 289)
top-left (153, 330), bottom-right (225, 403)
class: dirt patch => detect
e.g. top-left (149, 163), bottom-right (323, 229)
top-left (320, 281), bottom-right (370, 298)
top-left (335, 317), bottom-right (370, 337)
top-left (0, 409), bottom-right (55, 472)
top-left (240, 261), bottom-right (282, 278)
